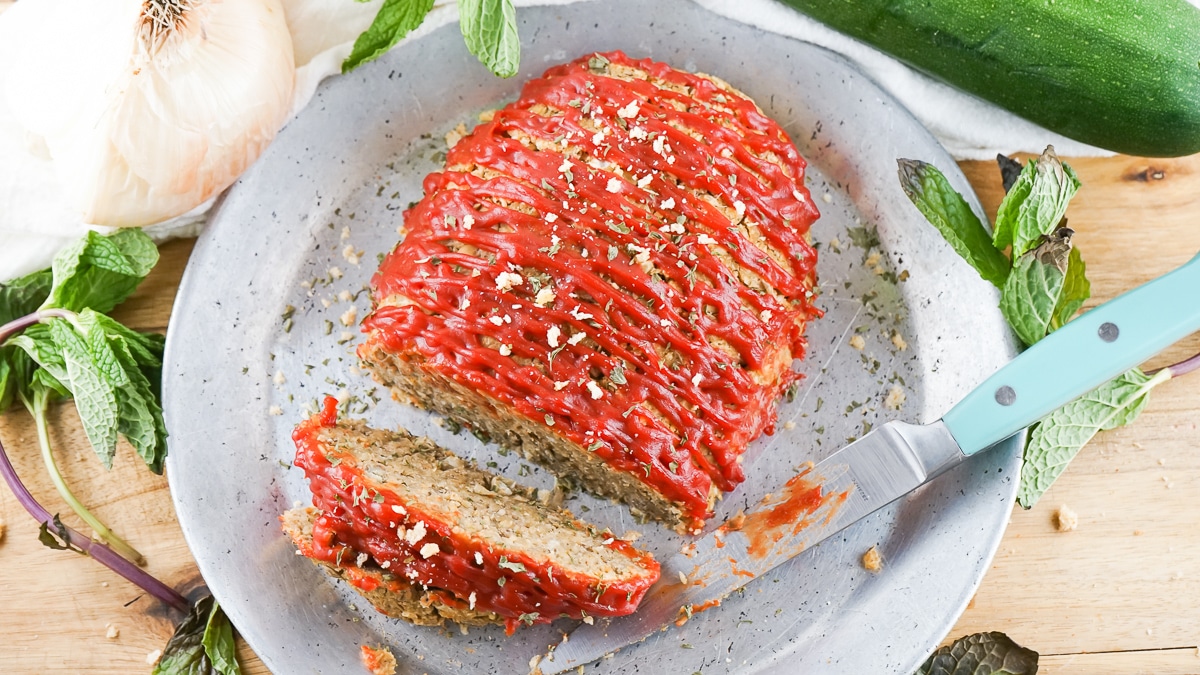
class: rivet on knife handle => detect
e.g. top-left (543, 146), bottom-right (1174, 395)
top-left (943, 251), bottom-right (1200, 456)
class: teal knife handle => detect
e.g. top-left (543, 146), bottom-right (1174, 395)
top-left (944, 252), bottom-right (1200, 455)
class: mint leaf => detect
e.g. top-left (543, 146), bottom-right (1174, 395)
top-left (77, 310), bottom-right (167, 473)
top-left (201, 600), bottom-right (241, 675)
top-left (993, 147), bottom-right (1080, 258)
top-left (48, 318), bottom-right (121, 467)
top-left (1017, 368), bottom-right (1167, 508)
top-left (459, 0), bottom-right (520, 78)
top-left (991, 160), bottom-right (1033, 254)
top-left (1050, 246), bottom-right (1090, 332)
top-left (0, 268), bottom-right (52, 324)
top-left (916, 631), bottom-right (1038, 675)
top-left (897, 159), bottom-right (1009, 288)
top-left (999, 230), bottom-right (1071, 346)
top-left (0, 269), bottom-right (53, 410)
top-left (45, 229), bottom-right (158, 313)
top-left (154, 596), bottom-right (232, 675)
top-left (342, 0), bottom-right (435, 73)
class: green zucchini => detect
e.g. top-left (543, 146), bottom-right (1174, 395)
top-left (779, 0), bottom-right (1200, 157)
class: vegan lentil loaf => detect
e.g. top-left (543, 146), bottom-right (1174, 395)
top-left (282, 398), bottom-right (660, 634)
top-left (360, 50), bottom-right (821, 532)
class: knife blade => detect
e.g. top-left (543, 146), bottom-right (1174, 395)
top-left (541, 251), bottom-right (1200, 673)
top-left (540, 420), bottom-right (966, 673)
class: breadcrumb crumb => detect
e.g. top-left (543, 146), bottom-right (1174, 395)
top-left (105, 623), bottom-right (119, 639)
top-left (884, 385), bottom-right (906, 411)
top-left (862, 546), bottom-right (883, 573)
top-left (146, 650), bottom-right (163, 666)
top-left (1055, 505), bottom-right (1078, 532)
top-left (891, 331), bottom-right (908, 351)
top-left (360, 645), bottom-right (397, 675)
top-left (848, 334), bottom-right (866, 351)
top-left (444, 123), bottom-right (469, 150)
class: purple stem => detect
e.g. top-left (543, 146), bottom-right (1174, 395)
top-left (1163, 351), bottom-right (1200, 378)
top-left (0, 308), bottom-right (75, 336)
top-left (0, 435), bottom-right (189, 612)
top-left (0, 310), bottom-right (189, 613)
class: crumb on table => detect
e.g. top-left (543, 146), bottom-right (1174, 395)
top-left (862, 546), bottom-right (883, 573)
top-left (884, 385), bottom-right (906, 411)
top-left (1054, 505), bottom-right (1078, 532)
top-left (848, 334), bottom-right (866, 351)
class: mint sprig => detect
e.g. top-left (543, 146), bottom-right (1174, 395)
top-left (992, 146), bottom-right (1080, 258)
top-left (898, 147), bottom-right (1197, 509)
top-left (1, 230), bottom-right (244, 669)
top-left (1, 229), bottom-right (167, 563)
top-left (1018, 368), bottom-right (1166, 507)
top-left (344, 0), bottom-right (520, 78)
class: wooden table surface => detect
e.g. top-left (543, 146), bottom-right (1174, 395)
top-left (2, 153), bottom-right (1199, 674)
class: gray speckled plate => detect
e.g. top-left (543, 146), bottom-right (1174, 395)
top-left (163, 1), bottom-right (1021, 673)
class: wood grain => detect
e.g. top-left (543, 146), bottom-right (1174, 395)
top-left (2, 155), bottom-right (1199, 673)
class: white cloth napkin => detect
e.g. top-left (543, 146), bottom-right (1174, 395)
top-left (0, 0), bottom-right (1146, 280)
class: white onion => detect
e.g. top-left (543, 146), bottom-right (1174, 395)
top-left (0, 0), bottom-right (295, 228)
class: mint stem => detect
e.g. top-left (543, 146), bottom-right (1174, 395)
top-left (1153, 350), bottom-right (1200, 378)
top-left (0, 433), bottom-right (188, 612)
top-left (26, 386), bottom-right (147, 566)
top-left (0, 310), bottom-right (185, 611)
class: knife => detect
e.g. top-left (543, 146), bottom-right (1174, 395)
top-left (541, 251), bottom-right (1200, 672)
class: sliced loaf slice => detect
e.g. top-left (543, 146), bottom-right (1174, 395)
top-left (284, 397), bottom-right (660, 634)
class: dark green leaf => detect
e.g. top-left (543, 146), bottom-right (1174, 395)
top-left (154, 596), bottom-right (218, 675)
top-left (48, 317), bottom-right (120, 467)
top-left (897, 159), bottom-right (1009, 288)
top-left (992, 147), bottom-right (1080, 258)
top-left (342, 0), bottom-right (435, 73)
top-left (1017, 368), bottom-right (1166, 508)
top-left (996, 153), bottom-right (1024, 193)
top-left (0, 268), bottom-right (54, 410)
top-left (916, 631), bottom-right (1038, 675)
top-left (459, 0), bottom-right (520, 78)
top-left (0, 268), bottom-right (52, 324)
top-left (37, 514), bottom-right (84, 555)
top-left (1050, 246), bottom-right (1090, 331)
top-left (998, 232), bottom-right (1071, 346)
top-left (201, 600), bottom-right (241, 675)
top-left (45, 229), bottom-right (158, 313)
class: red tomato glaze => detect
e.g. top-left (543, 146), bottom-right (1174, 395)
top-left (362, 51), bottom-right (820, 530)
